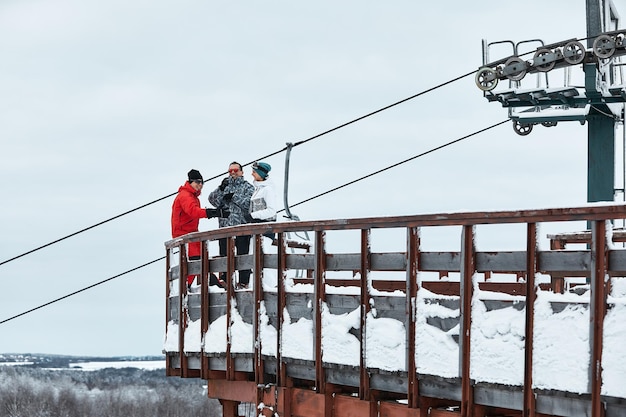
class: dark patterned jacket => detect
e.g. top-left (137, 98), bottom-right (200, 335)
top-left (208, 176), bottom-right (254, 228)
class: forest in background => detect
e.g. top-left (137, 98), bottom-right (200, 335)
top-left (0, 366), bottom-right (221, 417)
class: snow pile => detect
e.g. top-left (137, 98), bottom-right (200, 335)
top-left (166, 275), bottom-right (626, 397)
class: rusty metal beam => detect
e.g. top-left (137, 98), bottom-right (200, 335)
top-left (524, 223), bottom-right (537, 417)
top-left (590, 220), bottom-right (608, 417)
top-left (407, 226), bottom-right (420, 408)
top-left (314, 230), bottom-right (327, 394)
top-left (459, 225), bottom-right (475, 417)
top-left (360, 228), bottom-right (372, 402)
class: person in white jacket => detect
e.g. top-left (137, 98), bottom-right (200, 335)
top-left (239, 161), bottom-right (277, 289)
top-left (245, 161), bottom-right (277, 222)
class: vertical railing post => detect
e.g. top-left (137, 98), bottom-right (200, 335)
top-left (179, 243), bottom-right (189, 377)
top-left (277, 232), bottom-right (288, 386)
top-left (590, 220), bottom-right (609, 417)
top-left (200, 240), bottom-right (209, 379)
top-left (253, 234), bottom-right (265, 385)
top-left (314, 230), bottom-right (327, 394)
top-left (523, 223), bottom-right (538, 417)
top-left (359, 229), bottom-right (372, 402)
top-left (407, 226), bottom-right (420, 409)
top-left (459, 225), bottom-right (476, 417)
top-left (226, 236), bottom-right (236, 381)
top-left (253, 234), bottom-right (266, 412)
top-left (165, 247), bottom-right (173, 373)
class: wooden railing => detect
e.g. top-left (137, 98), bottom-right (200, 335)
top-left (164, 204), bottom-right (626, 417)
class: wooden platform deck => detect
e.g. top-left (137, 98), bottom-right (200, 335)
top-left (164, 204), bottom-right (626, 417)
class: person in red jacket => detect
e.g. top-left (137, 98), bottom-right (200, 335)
top-left (171, 169), bottom-right (228, 287)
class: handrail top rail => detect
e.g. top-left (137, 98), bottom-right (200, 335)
top-left (164, 203), bottom-right (626, 249)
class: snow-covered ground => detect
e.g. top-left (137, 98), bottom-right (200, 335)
top-left (69, 360), bottom-right (165, 371)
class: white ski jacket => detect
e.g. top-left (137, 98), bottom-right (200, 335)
top-left (250, 178), bottom-right (277, 221)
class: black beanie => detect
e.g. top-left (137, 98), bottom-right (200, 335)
top-left (188, 169), bottom-right (203, 182)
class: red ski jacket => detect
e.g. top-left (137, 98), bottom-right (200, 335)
top-left (171, 182), bottom-right (207, 238)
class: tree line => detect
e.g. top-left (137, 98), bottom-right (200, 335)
top-left (0, 366), bottom-right (221, 417)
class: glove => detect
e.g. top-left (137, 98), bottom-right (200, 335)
top-left (219, 177), bottom-right (229, 191)
top-left (244, 212), bottom-right (254, 223)
top-left (206, 208), bottom-right (230, 218)
top-left (223, 192), bottom-right (234, 202)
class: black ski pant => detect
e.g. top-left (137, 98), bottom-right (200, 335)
top-left (218, 235), bottom-right (252, 285)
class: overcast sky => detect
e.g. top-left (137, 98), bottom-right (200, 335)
top-left (1, 0), bottom-right (626, 356)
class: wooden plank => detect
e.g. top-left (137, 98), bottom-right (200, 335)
top-left (335, 394), bottom-right (376, 417)
top-left (291, 388), bottom-right (326, 417)
top-left (165, 204), bottom-right (626, 249)
top-left (207, 379), bottom-right (257, 402)
top-left (276, 250), bottom-right (601, 274)
top-left (429, 410), bottom-right (460, 417)
top-left (379, 401), bottom-right (421, 417)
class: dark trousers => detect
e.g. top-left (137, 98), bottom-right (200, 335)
top-left (219, 235), bottom-right (252, 285)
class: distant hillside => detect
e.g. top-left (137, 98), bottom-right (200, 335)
top-left (0, 363), bottom-right (219, 417)
top-left (0, 353), bottom-right (165, 369)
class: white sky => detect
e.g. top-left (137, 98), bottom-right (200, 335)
top-left (2, 0), bottom-right (626, 356)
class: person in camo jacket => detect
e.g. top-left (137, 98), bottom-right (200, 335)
top-left (208, 161), bottom-right (255, 289)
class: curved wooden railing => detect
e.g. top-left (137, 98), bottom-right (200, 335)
top-left (164, 204), bottom-right (626, 417)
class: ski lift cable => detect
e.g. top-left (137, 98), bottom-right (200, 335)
top-left (0, 69), bottom-right (477, 269)
top-left (0, 257), bottom-right (164, 326)
top-left (283, 119), bottom-right (509, 211)
top-left (0, 119), bottom-right (507, 326)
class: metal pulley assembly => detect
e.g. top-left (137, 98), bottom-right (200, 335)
top-left (475, 67), bottom-right (499, 91)
top-left (593, 34), bottom-right (616, 58)
top-left (562, 41), bottom-right (586, 64)
top-left (511, 119), bottom-right (559, 136)
top-left (475, 37), bottom-right (590, 91)
top-left (513, 121), bottom-right (533, 136)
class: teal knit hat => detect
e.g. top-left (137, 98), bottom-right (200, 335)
top-left (252, 162), bottom-right (271, 179)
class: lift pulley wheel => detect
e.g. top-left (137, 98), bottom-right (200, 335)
top-left (562, 41), bottom-right (586, 65)
top-left (513, 120), bottom-right (533, 136)
top-left (475, 67), bottom-right (499, 91)
top-left (541, 120), bottom-right (558, 127)
top-left (593, 34), bottom-right (616, 59)
top-left (503, 57), bottom-right (527, 81)
top-left (533, 49), bottom-right (558, 72)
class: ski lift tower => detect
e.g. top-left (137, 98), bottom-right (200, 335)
top-left (475, 0), bottom-right (624, 204)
